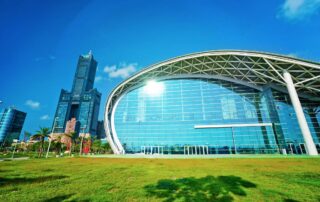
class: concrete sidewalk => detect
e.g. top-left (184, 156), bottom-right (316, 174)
top-left (0, 157), bottom-right (30, 161)
top-left (82, 154), bottom-right (319, 159)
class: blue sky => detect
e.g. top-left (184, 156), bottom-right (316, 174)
top-left (0, 0), bottom-right (320, 135)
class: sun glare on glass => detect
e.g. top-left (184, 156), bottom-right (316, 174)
top-left (143, 80), bottom-right (165, 97)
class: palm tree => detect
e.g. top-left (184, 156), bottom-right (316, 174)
top-left (92, 138), bottom-right (102, 154)
top-left (52, 135), bottom-right (62, 156)
top-left (102, 142), bottom-right (112, 154)
top-left (31, 127), bottom-right (50, 158)
top-left (74, 136), bottom-right (82, 154)
top-left (62, 132), bottom-right (76, 156)
top-left (81, 135), bottom-right (91, 155)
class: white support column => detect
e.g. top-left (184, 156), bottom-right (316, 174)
top-left (283, 71), bottom-right (318, 155)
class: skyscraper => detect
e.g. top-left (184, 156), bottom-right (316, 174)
top-left (0, 107), bottom-right (27, 146)
top-left (52, 51), bottom-right (101, 137)
top-left (96, 120), bottom-right (106, 139)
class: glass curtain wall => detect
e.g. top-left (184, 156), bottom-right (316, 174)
top-left (114, 78), bottom-right (281, 154)
top-left (271, 90), bottom-right (320, 154)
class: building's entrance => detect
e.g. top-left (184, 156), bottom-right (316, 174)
top-left (184, 145), bottom-right (209, 155)
top-left (141, 146), bottom-right (164, 155)
top-left (286, 143), bottom-right (310, 154)
top-left (299, 143), bottom-right (307, 154)
top-left (316, 143), bottom-right (320, 153)
top-left (287, 143), bottom-right (296, 154)
top-left (194, 123), bottom-right (279, 155)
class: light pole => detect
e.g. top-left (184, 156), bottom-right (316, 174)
top-left (79, 125), bottom-right (86, 155)
top-left (11, 139), bottom-right (18, 159)
top-left (46, 117), bottom-right (59, 158)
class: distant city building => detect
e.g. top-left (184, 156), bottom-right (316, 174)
top-left (53, 51), bottom-right (101, 137)
top-left (0, 107), bottom-right (27, 146)
top-left (96, 120), bottom-right (106, 139)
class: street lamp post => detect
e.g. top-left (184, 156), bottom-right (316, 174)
top-left (11, 139), bottom-right (18, 159)
top-left (46, 117), bottom-right (59, 158)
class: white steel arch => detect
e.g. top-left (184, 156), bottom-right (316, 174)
top-left (104, 50), bottom-right (320, 154)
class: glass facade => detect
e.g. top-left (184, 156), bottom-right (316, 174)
top-left (53, 52), bottom-right (101, 136)
top-left (112, 78), bottom-right (320, 155)
top-left (71, 53), bottom-right (97, 96)
top-left (270, 90), bottom-right (320, 154)
top-left (0, 107), bottom-right (26, 146)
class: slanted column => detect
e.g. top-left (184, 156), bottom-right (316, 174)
top-left (283, 71), bottom-right (318, 155)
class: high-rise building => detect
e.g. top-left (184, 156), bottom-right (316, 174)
top-left (0, 107), bottom-right (27, 146)
top-left (96, 120), bottom-right (106, 139)
top-left (53, 51), bottom-right (101, 137)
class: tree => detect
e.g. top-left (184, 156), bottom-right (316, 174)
top-left (52, 135), bottom-right (63, 156)
top-left (73, 137), bottom-right (82, 153)
top-left (102, 142), bottom-right (112, 154)
top-left (92, 139), bottom-right (102, 154)
top-left (62, 132), bottom-right (76, 156)
top-left (82, 136), bottom-right (91, 154)
top-left (31, 127), bottom-right (50, 158)
top-left (18, 141), bottom-right (28, 153)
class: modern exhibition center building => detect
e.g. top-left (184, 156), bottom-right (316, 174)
top-left (104, 50), bottom-right (320, 156)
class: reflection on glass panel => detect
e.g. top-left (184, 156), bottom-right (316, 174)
top-left (221, 96), bottom-right (238, 120)
top-left (271, 89), bottom-right (320, 154)
top-left (77, 65), bottom-right (87, 77)
top-left (55, 102), bottom-right (68, 132)
top-left (79, 102), bottom-right (91, 131)
top-left (113, 78), bottom-right (319, 155)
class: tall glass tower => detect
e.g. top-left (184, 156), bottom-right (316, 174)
top-left (0, 107), bottom-right (26, 146)
top-left (53, 51), bottom-right (101, 137)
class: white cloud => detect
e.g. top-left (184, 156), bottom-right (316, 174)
top-left (103, 65), bottom-right (117, 73)
top-left (25, 100), bottom-right (40, 109)
top-left (279, 0), bottom-right (320, 20)
top-left (40, 115), bottom-right (50, 120)
top-left (103, 63), bottom-right (137, 79)
top-left (95, 76), bottom-right (104, 82)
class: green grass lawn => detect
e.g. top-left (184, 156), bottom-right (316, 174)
top-left (0, 157), bottom-right (319, 202)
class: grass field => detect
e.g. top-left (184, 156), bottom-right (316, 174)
top-left (0, 157), bottom-right (319, 202)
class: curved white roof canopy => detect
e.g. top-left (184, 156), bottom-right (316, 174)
top-left (104, 50), bottom-right (320, 154)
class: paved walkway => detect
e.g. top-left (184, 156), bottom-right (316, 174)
top-left (82, 154), bottom-right (319, 159)
top-left (0, 157), bottom-right (30, 161)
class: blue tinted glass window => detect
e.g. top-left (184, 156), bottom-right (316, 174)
top-left (114, 79), bottom-right (284, 154)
